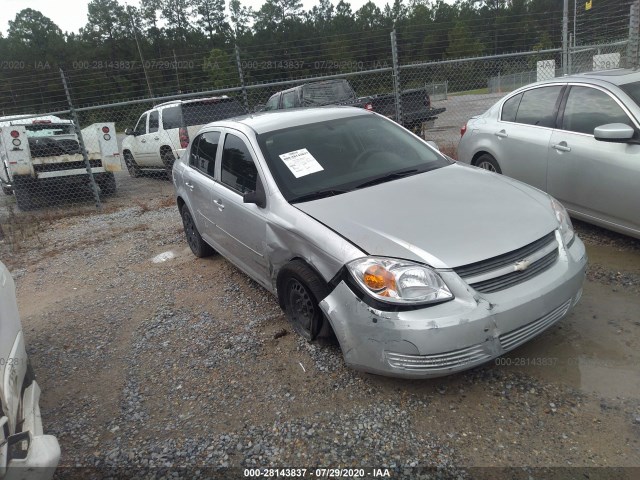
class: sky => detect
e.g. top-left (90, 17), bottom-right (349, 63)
top-left (1, 0), bottom-right (411, 36)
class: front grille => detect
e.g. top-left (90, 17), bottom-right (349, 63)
top-left (469, 249), bottom-right (559, 294)
top-left (455, 232), bottom-right (556, 278)
top-left (34, 159), bottom-right (102, 173)
top-left (500, 299), bottom-right (572, 352)
top-left (454, 231), bottom-right (558, 294)
top-left (385, 344), bottom-right (492, 372)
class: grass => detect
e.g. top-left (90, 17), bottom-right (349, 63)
top-left (449, 87), bottom-right (490, 96)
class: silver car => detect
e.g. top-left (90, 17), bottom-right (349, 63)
top-left (173, 107), bottom-right (587, 378)
top-left (457, 69), bottom-right (640, 239)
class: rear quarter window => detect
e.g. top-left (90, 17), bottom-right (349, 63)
top-left (501, 93), bottom-right (523, 122)
top-left (162, 106), bottom-right (182, 130)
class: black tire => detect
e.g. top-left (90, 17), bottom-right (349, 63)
top-left (124, 152), bottom-right (141, 178)
top-left (279, 260), bottom-right (330, 341)
top-left (181, 204), bottom-right (214, 258)
top-left (161, 149), bottom-right (176, 172)
top-left (13, 177), bottom-right (34, 211)
top-left (475, 153), bottom-right (502, 174)
top-left (97, 172), bottom-right (117, 196)
top-left (1, 182), bottom-right (12, 196)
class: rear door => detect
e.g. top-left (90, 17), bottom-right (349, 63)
top-left (209, 130), bottom-right (269, 284)
top-left (493, 85), bottom-right (565, 191)
top-left (548, 84), bottom-right (640, 232)
top-left (142, 110), bottom-right (162, 166)
top-left (182, 130), bottom-right (222, 242)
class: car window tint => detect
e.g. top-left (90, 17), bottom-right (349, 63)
top-left (562, 86), bottom-right (632, 135)
top-left (282, 91), bottom-right (296, 109)
top-left (501, 93), bottom-right (522, 122)
top-left (162, 106), bottom-right (182, 129)
top-left (620, 81), bottom-right (640, 108)
top-left (148, 111), bottom-right (159, 133)
top-left (515, 86), bottom-right (562, 128)
top-left (134, 114), bottom-right (147, 135)
top-left (190, 131), bottom-right (220, 177)
top-left (221, 134), bottom-right (257, 193)
top-left (182, 100), bottom-right (246, 126)
top-left (264, 94), bottom-right (279, 111)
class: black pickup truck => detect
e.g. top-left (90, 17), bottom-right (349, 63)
top-left (261, 79), bottom-right (445, 132)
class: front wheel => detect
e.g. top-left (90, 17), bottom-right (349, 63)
top-left (124, 152), bottom-right (141, 178)
top-left (13, 177), bottom-right (34, 210)
top-left (181, 204), bottom-right (214, 258)
top-left (280, 261), bottom-right (330, 341)
top-left (475, 153), bottom-right (502, 174)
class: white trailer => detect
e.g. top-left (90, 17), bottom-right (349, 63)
top-left (0, 115), bottom-right (121, 210)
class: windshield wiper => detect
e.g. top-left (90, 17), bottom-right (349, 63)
top-left (355, 168), bottom-right (420, 189)
top-left (289, 189), bottom-right (348, 204)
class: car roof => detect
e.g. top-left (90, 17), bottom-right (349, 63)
top-left (206, 106), bottom-right (370, 134)
top-left (563, 69), bottom-right (640, 86)
top-left (155, 95), bottom-right (233, 109)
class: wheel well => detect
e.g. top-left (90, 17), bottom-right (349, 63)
top-left (122, 149), bottom-right (132, 156)
top-left (275, 257), bottom-right (329, 309)
top-left (471, 151), bottom-right (491, 166)
top-left (160, 145), bottom-right (174, 157)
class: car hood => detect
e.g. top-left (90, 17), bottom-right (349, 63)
top-left (295, 164), bottom-right (558, 269)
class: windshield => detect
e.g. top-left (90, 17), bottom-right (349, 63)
top-left (301, 81), bottom-right (356, 107)
top-left (257, 114), bottom-right (451, 202)
top-left (620, 81), bottom-right (640, 107)
top-left (25, 124), bottom-right (74, 137)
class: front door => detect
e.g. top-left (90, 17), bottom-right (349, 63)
top-left (210, 131), bottom-right (269, 285)
top-left (548, 85), bottom-right (640, 233)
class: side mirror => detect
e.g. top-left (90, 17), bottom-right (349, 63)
top-left (594, 123), bottom-right (634, 142)
top-left (124, 128), bottom-right (134, 136)
top-left (243, 178), bottom-right (266, 208)
top-left (426, 140), bottom-right (440, 151)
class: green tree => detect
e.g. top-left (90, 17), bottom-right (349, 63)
top-left (193, 0), bottom-right (228, 43)
top-left (229, 0), bottom-right (253, 40)
top-left (7, 8), bottom-right (66, 61)
top-left (203, 48), bottom-right (237, 88)
top-left (445, 21), bottom-right (484, 58)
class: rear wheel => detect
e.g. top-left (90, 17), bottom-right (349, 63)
top-left (475, 153), bottom-right (501, 174)
top-left (161, 150), bottom-right (176, 172)
top-left (124, 152), bottom-right (141, 178)
top-left (1, 182), bottom-right (12, 196)
top-left (97, 172), bottom-right (117, 196)
top-left (13, 177), bottom-right (34, 210)
top-left (181, 204), bottom-right (214, 258)
top-left (279, 261), bottom-right (330, 341)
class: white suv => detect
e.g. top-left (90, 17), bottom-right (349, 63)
top-left (122, 96), bottom-right (246, 176)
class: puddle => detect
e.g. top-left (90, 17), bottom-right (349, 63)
top-left (151, 251), bottom-right (177, 263)
top-left (502, 280), bottom-right (640, 399)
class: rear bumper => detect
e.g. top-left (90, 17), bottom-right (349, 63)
top-left (403, 107), bottom-right (447, 125)
top-left (320, 233), bottom-right (587, 379)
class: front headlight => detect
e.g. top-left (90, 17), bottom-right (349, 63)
top-left (550, 197), bottom-right (575, 247)
top-left (346, 256), bottom-right (453, 305)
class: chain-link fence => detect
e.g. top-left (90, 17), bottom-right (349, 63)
top-left (0, 14), bottom-right (637, 238)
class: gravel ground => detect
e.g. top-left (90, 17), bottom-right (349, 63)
top-left (1, 177), bottom-right (639, 478)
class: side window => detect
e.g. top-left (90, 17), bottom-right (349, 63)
top-left (515, 86), bottom-right (563, 128)
top-left (264, 94), bottom-right (280, 111)
top-left (134, 114), bottom-right (147, 135)
top-left (162, 106), bottom-right (183, 130)
top-left (220, 133), bottom-right (258, 194)
top-left (189, 131), bottom-right (220, 177)
top-left (501, 93), bottom-right (522, 122)
top-left (562, 86), bottom-right (633, 135)
top-left (282, 91), bottom-right (296, 109)
top-left (148, 111), bottom-right (159, 133)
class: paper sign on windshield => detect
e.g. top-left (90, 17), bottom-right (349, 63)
top-left (279, 148), bottom-right (324, 178)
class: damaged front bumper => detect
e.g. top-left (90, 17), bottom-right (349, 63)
top-left (320, 236), bottom-right (587, 379)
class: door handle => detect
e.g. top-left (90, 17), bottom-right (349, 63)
top-left (154, 137), bottom-right (160, 141)
top-left (553, 143), bottom-right (571, 152)
top-left (494, 130), bottom-right (508, 138)
top-left (141, 139), bottom-right (147, 143)
top-left (184, 181), bottom-right (194, 190)
top-left (214, 199), bottom-right (225, 210)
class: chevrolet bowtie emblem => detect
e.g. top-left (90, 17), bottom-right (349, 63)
top-left (514, 259), bottom-right (531, 272)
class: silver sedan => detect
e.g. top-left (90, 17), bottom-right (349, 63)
top-left (173, 107), bottom-right (587, 378)
top-left (457, 69), bottom-right (640, 239)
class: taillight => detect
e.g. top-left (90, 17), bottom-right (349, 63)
top-left (102, 126), bottom-right (110, 133)
top-left (365, 103), bottom-right (373, 111)
top-left (10, 130), bottom-right (20, 138)
top-left (179, 127), bottom-right (189, 148)
top-left (460, 123), bottom-right (467, 137)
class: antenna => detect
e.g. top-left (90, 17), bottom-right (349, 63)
top-left (125, 3), bottom-right (155, 102)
